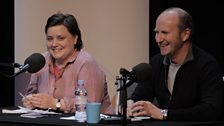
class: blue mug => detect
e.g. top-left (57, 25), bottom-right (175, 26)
top-left (86, 102), bottom-right (101, 123)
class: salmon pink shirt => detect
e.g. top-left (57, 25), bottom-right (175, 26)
top-left (26, 49), bottom-right (115, 114)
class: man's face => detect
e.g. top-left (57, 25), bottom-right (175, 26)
top-left (154, 12), bottom-right (184, 59)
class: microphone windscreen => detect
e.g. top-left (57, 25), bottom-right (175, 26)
top-left (24, 53), bottom-right (46, 73)
top-left (132, 63), bottom-right (152, 83)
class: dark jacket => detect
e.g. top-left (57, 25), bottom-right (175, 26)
top-left (131, 44), bottom-right (224, 121)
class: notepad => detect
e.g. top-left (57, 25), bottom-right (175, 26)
top-left (20, 112), bottom-right (46, 118)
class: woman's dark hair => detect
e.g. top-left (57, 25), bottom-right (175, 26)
top-left (45, 12), bottom-right (83, 50)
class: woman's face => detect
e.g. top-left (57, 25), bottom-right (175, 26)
top-left (46, 25), bottom-right (77, 64)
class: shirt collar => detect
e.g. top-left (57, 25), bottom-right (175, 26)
top-left (47, 49), bottom-right (81, 74)
top-left (163, 43), bottom-right (194, 66)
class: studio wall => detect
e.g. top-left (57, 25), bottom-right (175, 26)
top-left (14, 0), bottom-right (149, 106)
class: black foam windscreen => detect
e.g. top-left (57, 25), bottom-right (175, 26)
top-left (24, 53), bottom-right (46, 73)
top-left (132, 63), bottom-right (152, 83)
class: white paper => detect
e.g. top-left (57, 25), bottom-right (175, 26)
top-left (60, 115), bottom-right (76, 120)
top-left (2, 106), bottom-right (32, 114)
top-left (20, 113), bottom-right (46, 118)
top-left (2, 106), bottom-right (61, 118)
top-left (131, 116), bottom-right (150, 121)
top-left (60, 114), bottom-right (150, 122)
top-left (60, 114), bottom-right (107, 121)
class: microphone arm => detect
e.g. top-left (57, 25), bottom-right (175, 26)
top-left (115, 63), bottom-right (152, 126)
top-left (12, 64), bottom-right (30, 77)
top-left (0, 64), bottom-right (30, 78)
top-left (0, 63), bottom-right (21, 68)
top-left (118, 63), bottom-right (152, 91)
top-left (117, 68), bottom-right (135, 91)
top-left (13, 63), bottom-right (22, 68)
top-left (0, 53), bottom-right (45, 78)
top-left (0, 63), bottom-right (22, 77)
top-left (117, 79), bottom-right (134, 91)
top-left (115, 74), bottom-right (128, 126)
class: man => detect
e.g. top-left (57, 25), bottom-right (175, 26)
top-left (127, 7), bottom-right (224, 121)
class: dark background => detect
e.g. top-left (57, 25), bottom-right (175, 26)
top-left (0, 0), bottom-right (14, 107)
top-left (149, 0), bottom-right (224, 75)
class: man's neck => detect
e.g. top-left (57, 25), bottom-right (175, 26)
top-left (170, 42), bottom-right (191, 65)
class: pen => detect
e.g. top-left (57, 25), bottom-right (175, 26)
top-left (19, 92), bottom-right (28, 100)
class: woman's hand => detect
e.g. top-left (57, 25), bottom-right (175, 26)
top-left (28, 93), bottom-right (55, 109)
top-left (22, 94), bottom-right (35, 109)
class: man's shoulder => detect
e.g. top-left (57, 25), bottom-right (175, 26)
top-left (149, 53), bottom-right (165, 70)
top-left (193, 45), bottom-right (218, 63)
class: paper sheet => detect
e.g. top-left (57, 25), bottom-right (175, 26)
top-left (2, 106), bottom-right (32, 114)
top-left (60, 114), bottom-right (150, 122)
top-left (2, 106), bottom-right (61, 118)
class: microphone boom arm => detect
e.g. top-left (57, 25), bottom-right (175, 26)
top-left (118, 75), bottom-right (128, 126)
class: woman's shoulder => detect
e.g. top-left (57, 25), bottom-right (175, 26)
top-left (75, 49), bottom-right (103, 70)
top-left (77, 49), bottom-right (96, 62)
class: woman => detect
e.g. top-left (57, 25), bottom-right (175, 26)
top-left (22, 12), bottom-right (114, 114)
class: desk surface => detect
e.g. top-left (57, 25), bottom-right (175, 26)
top-left (0, 107), bottom-right (223, 126)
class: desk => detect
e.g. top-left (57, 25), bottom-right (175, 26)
top-left (0, 107), bottom-right (223, 126)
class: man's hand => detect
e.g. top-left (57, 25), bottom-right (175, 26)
top-left (129, 100), bottom-right (163, 120)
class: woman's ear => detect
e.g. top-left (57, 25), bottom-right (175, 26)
top-left (73, 35), bottom-right (78, 45)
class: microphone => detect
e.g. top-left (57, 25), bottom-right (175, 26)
top-left (119, 63), bottom-right (152, 89)
top-left (13, 53), bottom-right (46, 77)
top-left (117, 63), bottom-right (153, 124)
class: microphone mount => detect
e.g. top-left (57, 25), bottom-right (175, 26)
top-left (117, 68), bottom-right (135, 91)
top-left (0, 53), bottom-right (45, 78)
top-left (0, 64), bottom-right (30, 78)
top-left (116, 73), bottom-right (128, 126)
top-left (115, 63), bottom-right (152, 126)
top-left (0, 62), bottom-right (21, 68)
top-left (13, 63), bottom-right (22, 68)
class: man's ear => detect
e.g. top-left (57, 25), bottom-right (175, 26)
top-left (181, 28), bottom-right (191, 42)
